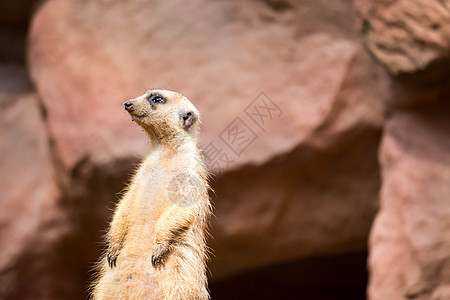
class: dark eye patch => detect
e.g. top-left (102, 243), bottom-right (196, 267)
top-left (148, 94), bottom-right (166, 105)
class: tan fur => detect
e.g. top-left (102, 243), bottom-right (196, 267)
top-left (91, 90), bottom-right (211, 300)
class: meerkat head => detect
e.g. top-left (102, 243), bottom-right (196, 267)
top-left (124, 89), bottom-right (200, 143)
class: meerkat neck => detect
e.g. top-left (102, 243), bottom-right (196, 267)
top-left (147, 131), bottom-right (200, 158)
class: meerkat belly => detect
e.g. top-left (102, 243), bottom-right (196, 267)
top-left (119, 168), bottom-right (175, 256)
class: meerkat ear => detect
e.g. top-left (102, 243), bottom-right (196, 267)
top-left (180, 111), bottom-right (197, 130)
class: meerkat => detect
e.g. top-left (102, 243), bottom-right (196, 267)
top-left (92, 90), bottom-right (211, 300)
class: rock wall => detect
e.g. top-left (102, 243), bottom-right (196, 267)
top-left (0, 64), bottom-right (67, 299)
top-left (0, 0), bottom-right (449, 299)
top-left (355, 0), bottom-right (450, 299)
top-left (369, 99), bottom-right (450, 300)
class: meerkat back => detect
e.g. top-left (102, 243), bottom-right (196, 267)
top-left (92, 90), bottom-right (211, 300)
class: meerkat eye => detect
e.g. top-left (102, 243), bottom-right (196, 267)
top-left (148, 95), bottom-right (166, 104)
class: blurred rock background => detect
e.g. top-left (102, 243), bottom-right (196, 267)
top-left (0, 0), bottom-right (449, 299)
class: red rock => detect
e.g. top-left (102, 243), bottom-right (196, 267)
top-left (29, 0), bottom-right (388, 173)
top-left (354, 0), bottom-right (450, 75)
top-left (368, 100), bottom-right (450, 300)
top-left (209, 47), bottom-right (388, 278)
top-left (0, 64), bottom-right (65, 299)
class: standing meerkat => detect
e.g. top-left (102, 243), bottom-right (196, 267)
top-left (92, 90), bottom-right (211, 299)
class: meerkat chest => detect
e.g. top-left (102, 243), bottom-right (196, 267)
top-left (132, 152), bottom-right (192, 214)
top-left (133, 166), bottom-right (171, 213)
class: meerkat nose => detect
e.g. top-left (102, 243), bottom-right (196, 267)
top-left (124, 101), bottom-right (133, 111)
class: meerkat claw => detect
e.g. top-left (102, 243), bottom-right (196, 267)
top-left (151, 254), bottom-right (161, 268)
top-left (107, 255), bottom-right (117, 268)
top-left (151, 241), bottom-right (169, 268)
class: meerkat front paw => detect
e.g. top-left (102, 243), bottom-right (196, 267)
top-left (151, 241), bottom-right (170, 268)
top-left (106, 243), bottom-right (121, 268)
